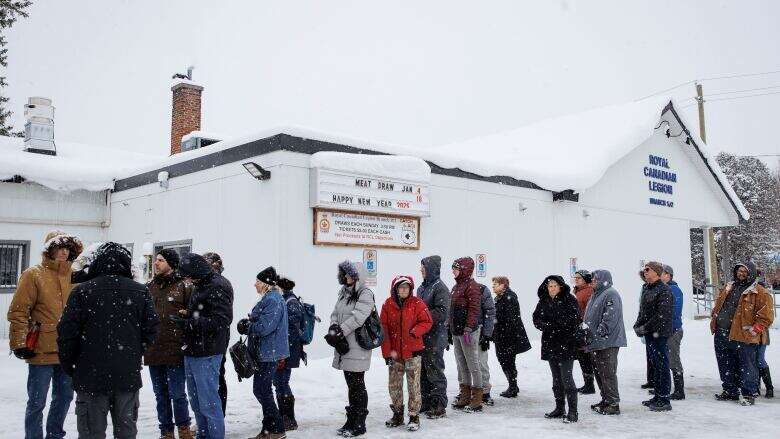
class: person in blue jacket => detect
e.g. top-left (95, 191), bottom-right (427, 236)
top-left (274, 277), bottom-right (306, 431)
top-left (662, 265), bottom-right (685, 400)
top-left (237, 266), bottom-right (289, 439)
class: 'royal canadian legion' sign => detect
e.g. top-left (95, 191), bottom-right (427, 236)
top-left (310, 168), bottom-right (430, 217)
top-left (644, 154), bottom-right (677, 208)
top-left (314, 209), bottom-right (420, 250)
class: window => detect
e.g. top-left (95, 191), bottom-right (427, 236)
top-left (153, 240), bottom-right (192, 275)
top-left (0, 241), bottom-right (30, 293)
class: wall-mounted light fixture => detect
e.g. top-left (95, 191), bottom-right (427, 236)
top-left (518, 202), bottom-right (528, 213)
top-left (242, 162), bottom-right (271, 180)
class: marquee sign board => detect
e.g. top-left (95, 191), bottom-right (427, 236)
top-left (313, 208), bottom-right (421, 250)
top-left (310, 168), bottom-right (430, 217)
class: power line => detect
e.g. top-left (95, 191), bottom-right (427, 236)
top-left (635, 68), bottom-right (780, 102)
top-left (707, 84), bottom-right (780, 97)
top-left (707, 90), bottom-right (780, 102)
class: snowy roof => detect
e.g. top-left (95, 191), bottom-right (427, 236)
top-left (310, 151), bottom-right (431, 183)
top-left (0, 136), bottom-right (163, 192)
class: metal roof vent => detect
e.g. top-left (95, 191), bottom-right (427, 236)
top-left (23, 97), bottom-right (56, 155)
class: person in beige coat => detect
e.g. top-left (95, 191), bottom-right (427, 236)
top-left (7, 231), bottom-right (82, 439)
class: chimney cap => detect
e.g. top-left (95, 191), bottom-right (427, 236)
top-left (171, 78), bottom-right (203, 92)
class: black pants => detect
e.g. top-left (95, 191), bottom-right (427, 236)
top-left (219, 354), bottom-right (227, 416)
top-left (496, 348), bottom-right (518, 383)
top-left (343, 371), bottom-right (368, 409)
top-left (548, 360), bottom-right (576, 400)
top-left (577, 349), bottom-right (594, 376)
top-left (591, 347), bottom-right (620, 404)
top-left (420, 346), bottom-right (448, 408)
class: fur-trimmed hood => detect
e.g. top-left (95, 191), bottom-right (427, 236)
top-left (42, 230), bottom-right (83, 262)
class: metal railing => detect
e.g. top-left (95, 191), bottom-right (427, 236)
top-left (692, 283), bottom-right (780, 327)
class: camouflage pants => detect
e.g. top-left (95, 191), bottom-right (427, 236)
top-left (389, 356), bottom-right (422, 416)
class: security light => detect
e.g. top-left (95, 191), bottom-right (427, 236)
top-left (242, 162), bottom-right (271, 180)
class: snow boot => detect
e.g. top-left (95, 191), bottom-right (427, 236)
top-left (342, 408), bottom-right (368, 437)
top-left (649, 399), bottom-right (672, 412)
top-left (500, 380), bottom-right (519, 398)
top-left (642, 396), bottom-right (659, 407)
top-left (596, 403), bottom-right (620, 415)
top-left (760, 367), bottom-right (774, 398)
top-left (591, 400), bottom-right (607, 411)
top-left (670, 373), bottom-right (685, 400)
top-left (177, 426), bottom-right (194, 439)
top-left (452, 384), bottom-right (471, 409)
top-left (544, 399), bottom-right (565, 419)
top-left (385, 405), bottom-right (405, 428)
top-left (714, 391), bottom-right (739, 401)
top-left (482, 392), bottom-right (495, 406)
top-left (739, 395), bottom-right (756, 406)
top-left (426, 404), bottom-right (446, 419)
top-left (465, 387), bottom-right (483, 413)
top-left (159, 432), bottom-right (175, 439)
top-left (562, 391), bottom-right (578, 423)
top-left (406, 415), bottom-right (421, 432)
top-left (337, 406), bottom-right (354, 436)
top-left (277, 395), bottom-right (298, 431)
top-left (578, 374), bottom-right (596, 395)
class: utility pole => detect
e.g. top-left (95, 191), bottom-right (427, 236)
top-left (696, 82), bottom-right (721, 294)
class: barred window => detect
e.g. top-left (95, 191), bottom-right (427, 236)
top-left (0, 241), bottom-right (30, 293)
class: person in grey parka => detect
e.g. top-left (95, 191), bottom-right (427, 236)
top-left (478, 283), bottom-right (497, 405)
top-left (582, 269), bottom-right (627, 416)
top-left (325, 260), bottom-right (375, 437)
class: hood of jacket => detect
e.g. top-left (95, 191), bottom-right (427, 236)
top-left (453, 257), bottom-right (475, 283)
top-left (179, 253), bottom-right (215, 282)
top-left (338, 260), bottom-right (368, 294)
top-left (537, 275), bottom-right (571, 300)
top-left (421, 255), bottom-right (442, 286)
top-left (84, 242), bottom-right (133, 280)
top-left (42, 231), bottom-right (83, 262)
top-left (733, 261), bottom-right (758, 287)
top-left (592, 269), bottom-right (614, 294)
top-left (390, 275), bottom-right (416, 305)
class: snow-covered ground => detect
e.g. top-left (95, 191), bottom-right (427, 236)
top-left (1, 320), bottom-right (779, 438)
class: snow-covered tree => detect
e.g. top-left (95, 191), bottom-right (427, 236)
top-left (0, 0), bottom-right (31, 137)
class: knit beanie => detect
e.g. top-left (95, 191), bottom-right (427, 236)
top-left (662, 264), bottom-right (674, 278)
top-left (575, 269), bottom-right (593, 284)
top-left (158, 248), bottom-right (180, 271)
top-left (257, 266), bottom-right (279, 286)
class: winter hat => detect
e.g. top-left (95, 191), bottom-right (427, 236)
top-left (158, 248), bottom-right (180, 271)
top-left (645, 261), bottom-right (664, 277)
top-left (662, 264), bottom-right (674, 278)
top-left (257, 266), bottom-right (279, 286)
top-left (178, 253), bottom-right (214, 281)
top-left (575, 270), bottom-right (593, 284)
top-left (277, 277), bottom-right (295, 291)
top-left (203, 252), bottom-right (224, 274)
top-left (338, 261), bottom-right (360, 281)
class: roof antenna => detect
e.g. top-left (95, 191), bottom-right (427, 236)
top-left (172, 65), bottom-right (195, 80)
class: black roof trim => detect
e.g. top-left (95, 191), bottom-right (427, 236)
top-left (552, 190), bottom-right (579, 202)
top-left (113, 133), bottom-right (545, 193)
top-left (661, 102), bottom-right (747, 223)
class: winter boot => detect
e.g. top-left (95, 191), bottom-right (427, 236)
top-left (714, 391), bottom-right (739, 401)
top-left (642, 396), bottom-right (659, 407)
top-left (277, 395), bottom-right (298, 431)
top-left (342, 408), bottom-right (368, 437)
top-left (670, 372), bottom-right (686, 400)
top-left (500, 378), bottom-right (519, 398)
top-left (596, 403), bottom-right (620, 415)
top-left (562, 391), bottom-right (578, 423)
top-left (591, 400), bottom-right (607, 411)
top-left (426, 404), bottom-right (446, 419)
top-left (160, 432), bottom-right (175, 439)
top-left (177, 425), bottom-right (194, 439)
top-left (465, 387), bottom-right (484, 413)
top-left (452, 384), bottom-right (471, 409)
top-left (385, 405), bottom-right (405, 428)
top-left (649, 399), bottom-right (672, 412)
top-left (482, 392), bottom-right (495, 406)
top-left (578, 374), bottom-right (596, 395)
top-left (760, 367), bottom-right (774, 398)
top-left (544, 399), bottom-right (565, 419)
top-left (267, 433), bottom-right (287, 439)
top-left (739, 395), bottom-right (756, 406)
top-left (337, 406), bottom-right (354, 436)
top-left (406, 415), bottom-right (421, 432)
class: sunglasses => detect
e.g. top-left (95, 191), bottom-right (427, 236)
top-left (643, 267), bottom-right (652, 272)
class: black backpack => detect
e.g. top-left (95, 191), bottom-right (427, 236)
top-left (229, 337), bottom-right (257, 382)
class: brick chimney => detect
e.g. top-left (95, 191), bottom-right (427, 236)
top-left (170, 68), bottom-right (203, 155)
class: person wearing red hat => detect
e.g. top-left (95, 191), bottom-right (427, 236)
top-left (380, 276), bottom-right (433, 432)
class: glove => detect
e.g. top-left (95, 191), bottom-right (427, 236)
top-left (479, 335), bottom-right (491, 352)
top-left (276, 359), bottom-right (286, 371)
top-left (634, 325), bottom-right (646, 338)
top-left (237, 318), bottom-right (251, 335)
top-left (463, 330), bottom-right (472, 346)
top-left (324, 324), bottom-right (343, 346)
top-left (13, 347), bottom-right (36, 360)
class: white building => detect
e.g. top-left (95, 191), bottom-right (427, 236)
top-left (0, 85), bottom-right (747, 355)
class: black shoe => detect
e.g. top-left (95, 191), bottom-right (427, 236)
top-left (426, 405), bottom-right (446, 419)
top-left (714, 391), bottom-right (739, 401)
top-left (640, 382), bottom-right (654, 389)
top-left (342, 408), bottom-right (368, 437)
top-left (500, 383), bottom-right (519, 398)
top-left (740, 395), bottom-right (756, 406)
top-left (760, 367), bottom-right (774, 398)
top-left (642, 396), bottom-right (659, 407)
top-left (385, 405), bottom-right (405, 428)
top-left (406, 415), bottom-right (420, 432)
top-left (562, 391), bottom-right (577, 423)
top-left (649, 399), bottom-right (672, 412)
top-left (544, 399), bottom-right (565, 419)
top-left (669, 372), bottom-right (685, 400)
top-left (590, 400), bottom-right (607, 411)
top-left (578, 375), bottom-right (596, 395)
top-left (337, 407), bottom-right (353, 436)
top-left (482, 393), bottom-right (495, 406)
top-left (596, 403), bottom-right (620, 415)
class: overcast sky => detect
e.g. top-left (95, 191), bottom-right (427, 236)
top-left (5, 1), bottom-right (779, 167)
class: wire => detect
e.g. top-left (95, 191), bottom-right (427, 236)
top-left (707, 90), bottom-right (780, 102)
top-left (699, 69), bottom-right (780, 82)
top-left (706, 84), bottom-right (780, 97)
top-left (635, 80), bottom-right (696, 101)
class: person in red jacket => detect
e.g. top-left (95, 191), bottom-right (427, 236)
top-left (449, 257), bottom-right (484, 412)
top-left (381, 276), bottom-right (433, 432)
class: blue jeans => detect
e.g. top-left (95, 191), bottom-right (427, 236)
top-left (714, 330), bottom-right (759, 396)
top-left (25, 364), bottom-right (73, 439)
top-left (185, 355), bottom-right (224, 439)
top-left (149, 365), bottom-right (191, 434)
top-left (273, 366), bottom-right (293, 397)
top-left (646, 335), bottom-right (671, 403)
top-left (757, 344), bottom-right (768, 370)
top-left (254, 362), bottom-right (284, 434)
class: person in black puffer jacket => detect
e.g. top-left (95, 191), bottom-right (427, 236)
top-left (57, 242), bottom-right (160, 438)
top-left (532, 275), bottom-right (580, 424)
top-left (175, 253), bottom-right (234, 439)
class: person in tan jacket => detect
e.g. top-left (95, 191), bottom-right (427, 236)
top-left (710, 262), bottom-right (774, 405)
top-left (7, 230), bottom-right (82, 439)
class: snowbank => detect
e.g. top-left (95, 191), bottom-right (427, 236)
top-left (0, 136), bottom-right (163, 192)
top-left (310, 151), bottom-right (431, 183)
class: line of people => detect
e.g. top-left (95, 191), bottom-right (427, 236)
top-left (6, 231), bottom-right (776, 439)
